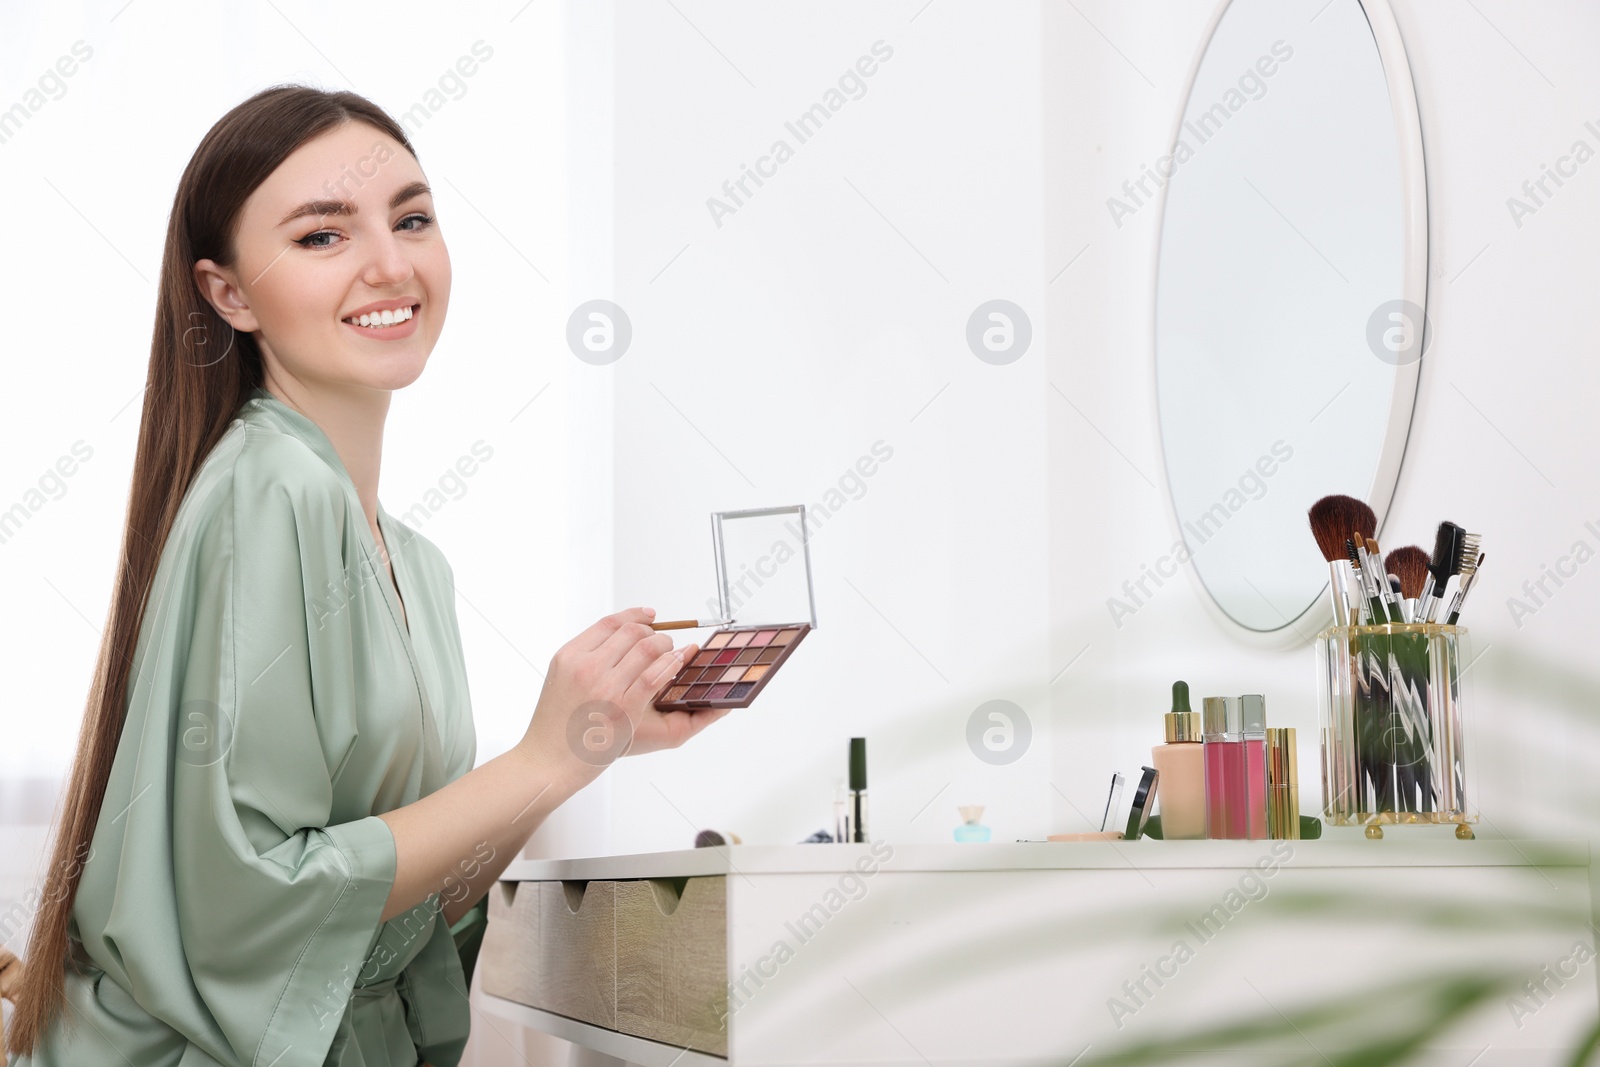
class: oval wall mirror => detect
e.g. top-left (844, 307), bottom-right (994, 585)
top-left (1153, 0), bottom-right (1427, 637)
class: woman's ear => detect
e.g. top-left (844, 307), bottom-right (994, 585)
top-left (192, 259), bottom-right (260, 333)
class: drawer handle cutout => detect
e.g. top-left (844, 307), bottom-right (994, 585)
top-left (646, 876), bottom-right (689, 916)
top-left (559, 880), bottom-right (591, 913)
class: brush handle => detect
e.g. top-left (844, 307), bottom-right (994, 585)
top-left (1419, 574), bottom-right (1448, 624)
top-left (1326, 561), bottom-right (1353, 628)
top-left (1445, 569), bottom-right (1480, 625)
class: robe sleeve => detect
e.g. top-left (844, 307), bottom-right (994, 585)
top-left (163, 441), bottom-right (397, 1067)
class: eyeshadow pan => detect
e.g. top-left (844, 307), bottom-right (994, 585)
top-left (653, 622), bottom-right (811, 711)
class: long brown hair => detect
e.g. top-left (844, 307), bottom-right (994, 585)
top-left (6, 84), bottom-right (418, 1056)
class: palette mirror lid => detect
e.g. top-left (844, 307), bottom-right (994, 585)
top-left (711, 505), bottom-right (818, 630)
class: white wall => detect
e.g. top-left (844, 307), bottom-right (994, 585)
top-left (569, 0), bottom-right (1053, 858)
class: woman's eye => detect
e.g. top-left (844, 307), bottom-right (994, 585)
top-left (294, 214), bottom-right (435, 249)
top-left (295, 230), bottom-right (337, 249)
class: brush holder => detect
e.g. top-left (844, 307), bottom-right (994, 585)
top-left (1316, 623), bottom-right (1476, 828)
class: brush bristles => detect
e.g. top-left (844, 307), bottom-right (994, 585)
top-left (1309, 495), bottom-right (1377, 563)
top-left (1458, 533), bottom-right (1483, 576)
top-left (1385, 545), bottom-right (1430, 600)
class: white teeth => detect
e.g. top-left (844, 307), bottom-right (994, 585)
top-left (347, 305), bottom-right (414, 328)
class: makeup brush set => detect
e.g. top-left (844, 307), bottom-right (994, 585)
top-left (1307, 495), bottom-right (1481, 832)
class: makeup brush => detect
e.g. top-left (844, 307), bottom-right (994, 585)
top-left (1359, 537), bottom-right (1402, 623)
top-left (1347, 538), bottom-right (1380, 625)
top-left (1370, 537), bottom-right (1406, 622)
top-left (1418, 522), bottom-right (1465, 623)
top-left (1445, 550), bottom-right (1485, 625)
top-left (651, 617), bottom-right (733, 631)
top-left (1308, 495), bottom-right (1376, 627)
top-left (1385, 546), bottom-right (1430, 625)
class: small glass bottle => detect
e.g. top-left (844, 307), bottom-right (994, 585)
top-left (1152, 681), bottom-right (1205, 839)
top-left (953, 805), bottom-right (991, 842)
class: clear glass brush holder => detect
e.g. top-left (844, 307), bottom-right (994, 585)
top-left (1316, 623), bottom-right (1477, 827)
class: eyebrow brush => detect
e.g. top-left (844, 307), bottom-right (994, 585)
top-left (1417, 522), bottom-right (1465, 623)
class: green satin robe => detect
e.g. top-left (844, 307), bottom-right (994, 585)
top-left (10, 387), bottom-right (486, 1067)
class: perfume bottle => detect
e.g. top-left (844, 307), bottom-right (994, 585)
top-left (953, 805), bottom-right (991, 842)
top-left (1152, 681), bottom-right (1205, 839)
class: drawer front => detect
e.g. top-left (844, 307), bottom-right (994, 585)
top-left (616, 877), bottom-right (728, 1054)
top-left (481, 876), bottom-right (728, 1055)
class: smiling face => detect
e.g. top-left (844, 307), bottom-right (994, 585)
top-left (193, 120), bottom-right (449, 398)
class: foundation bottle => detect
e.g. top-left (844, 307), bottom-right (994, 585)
top-left (1152, 681), bottom-right (1206, 840)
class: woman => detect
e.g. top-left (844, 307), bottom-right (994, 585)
top-left (4, 85), bottom-right (729, 1066)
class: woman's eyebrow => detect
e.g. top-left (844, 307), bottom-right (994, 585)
top-left (277, 181), bottom-right (432, 227)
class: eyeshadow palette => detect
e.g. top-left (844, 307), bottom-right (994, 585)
top-left (653, 623), bottom-right (811, 710)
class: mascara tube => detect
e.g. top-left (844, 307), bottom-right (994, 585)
top-left (847, 737), bottom-right (868, 843)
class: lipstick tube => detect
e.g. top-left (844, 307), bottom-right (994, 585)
top-left (1267, 727), bottom-right (1300, 839)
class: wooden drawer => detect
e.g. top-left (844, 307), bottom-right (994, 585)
top-left (615, 876), bottom-right (728, 1052)
top-left (482, 876), bottom-right (728, 1055)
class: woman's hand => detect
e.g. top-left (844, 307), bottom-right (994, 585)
top-left (516, 607), bottom-right (732, 793)
top-left (0, 946), bottom-right (24, 1004)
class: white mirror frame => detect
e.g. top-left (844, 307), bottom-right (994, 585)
top-left (1149, 0), bottom-right (1429, 647)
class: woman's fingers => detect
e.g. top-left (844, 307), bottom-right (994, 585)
top-left (623, 642), bottom-right (696, 707)
top-left (604, 627), bottom-right (675, 685)
top-left (571, 607), bottom-right (655, 655)
top-left (591, 618), bottom-right (667, 673)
